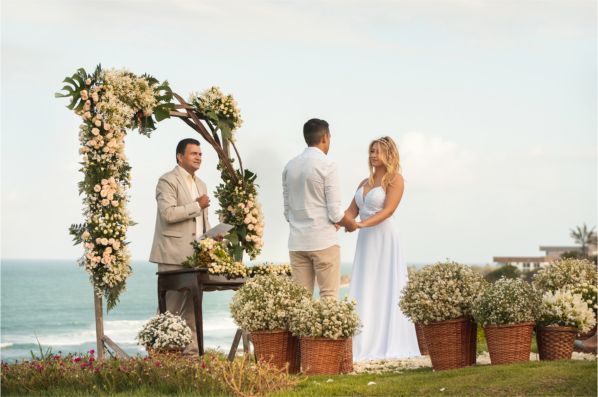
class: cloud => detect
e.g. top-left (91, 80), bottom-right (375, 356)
top-left (399, 132), bottom-right (476, 190)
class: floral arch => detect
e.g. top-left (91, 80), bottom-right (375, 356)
top-left (56, 65), bottom-right (264, 312)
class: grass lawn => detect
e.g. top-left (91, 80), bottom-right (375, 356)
top-left (274, 360), bottom-right (597, 397)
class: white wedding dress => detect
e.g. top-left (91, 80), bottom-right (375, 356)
top-left (348, 185), bottom-right (420, 361)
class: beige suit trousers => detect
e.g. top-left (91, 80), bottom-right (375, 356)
top-left (157, 263), bottom-right (198, 355)
top-left (289, 245), bottom-right (340, 299)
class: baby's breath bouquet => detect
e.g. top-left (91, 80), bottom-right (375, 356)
top-left (288, 297), bottom-right (361, 339)
top-left (137, 311), bottom-right (192, 351)
top-left (189, 86), bottom-right (242, 141)
top-left (538, 289), bottom-right (597, 334)
top-left (532, 258), bottom-right (597, 292)
top-left (473, 277), bottom-right (540, 326)
top-left (230, 275), bottom-right (310, 332)
top-left (182, 238), bottom-right (247, 279)
top-left (247, 263), bottom-right (292, 278)
top-left (399, 261), bottom-right (487, 324)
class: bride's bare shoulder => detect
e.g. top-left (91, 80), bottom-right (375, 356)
top-left (388, 173), bottom-right (404, 188)
top-left (357, 178), bottom-right (369, 189)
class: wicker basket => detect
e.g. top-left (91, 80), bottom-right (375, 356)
top-left (300, 337), bottom-right (347, 375)
top-left (484, 322), bottom-right (534, 365)
top-left (537, 325), bottom-right (577, 361)
top-left (146, 347), bottom-right (184, 359)
top-left (423, 317), bottom-right (475, 371)
top-left (415, 323), bottom-right (429, 355)
top-left (340, 337), bottom-right (354, 373)
top-left (251, 330), bottom-right (300, 373)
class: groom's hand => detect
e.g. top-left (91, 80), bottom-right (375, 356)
top-left (197, 194), bottom-right (210, 209)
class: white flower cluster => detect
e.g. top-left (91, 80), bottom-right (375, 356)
top-left (399, 261), bottom-right (487, 324)
top-left (533, 258), bottom-right (597, 293)
top-left (472, 277), bottom-right (540, 326)
top-left (246, 263), bottom-right (292, 278)
top-left (571, 282), bottom-right (598, 311)
top-left (72, 68), bottom-right (162, 308)
top-left (189, 86), bottom-right (243, 136)
top-left (137, 311), bottom-right (192, 351)
top-left (539, 289), bottom-right (597, 334)
top-left (95, 69), bottom-right (157, 130)
top-left (227, 193), bottom-right (264, 255)
top-left (288, 297), bottom-right (362, 339)
top-left (182, 238), bottom-right (247, 278)
top-left (230, 275), bottom-right (311, 332)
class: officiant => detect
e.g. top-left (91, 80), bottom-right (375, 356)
top-left (149, 138), bottom-right (211, 355)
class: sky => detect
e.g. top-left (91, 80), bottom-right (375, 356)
top-left (1, 0), bottom-right (596, 265)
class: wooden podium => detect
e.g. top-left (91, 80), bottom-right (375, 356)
top-left (156, 268), bottom-right (250, 359)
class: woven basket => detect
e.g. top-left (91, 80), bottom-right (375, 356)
top-left (415, 323), bottom-right (429, 355)
top-left (423, 317), bottom-right (475, 371)
top-left (484, 322), bottom-right (534, 365)
top-left (340, 337), bottom-right (354, 373)
top-left (251, 330), bottom-right (300, 373)
top-left (537, 325), bottom-right (577, 361)
top-left (300, 337), bottom-right (347, 375)
top-left (147, 347), bottom-right (183, 359)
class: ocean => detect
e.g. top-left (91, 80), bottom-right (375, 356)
top-left (0, 260), bottom-right (354, 362)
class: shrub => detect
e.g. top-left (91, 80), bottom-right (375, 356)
top-left (473, 277), bottom-right (540, 326)
top-left (288, 297), bottom-right (361, 339)
top-left (484, 265), bottom-right (521, 283)
top-left (230, 275), bottom-right (310, 332)
top-left (399, 261), bottom-right (487, 324)
top-left (532, 258), bottom-right (597, 292)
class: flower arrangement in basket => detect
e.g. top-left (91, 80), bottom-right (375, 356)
top-left (230, 275), bottom-right (310, 372)
top-left (532, 258), bottom-right (597, 293)
top-left (399, 261), bottom-right (486, 370)
top-left (472, 277), bottom-right (540, 364)
top-left (246, 263), bottom-right (292, 278)
top-left (536, 289), bottom-right (597, 360)
top-left (288, 297), bottom-right (361, 375)
top-left (137, 311), bottom-right (192, 355)
top-left (181, 238), bottom-right (247, 279)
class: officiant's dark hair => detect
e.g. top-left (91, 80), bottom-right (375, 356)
top-left (303, 118), bottom-right (329, 146)
top-left (175, 138), bottom-right (201, 163)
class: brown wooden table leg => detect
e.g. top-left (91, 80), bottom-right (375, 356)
top-left (191, 281), bottom-right (204, 356)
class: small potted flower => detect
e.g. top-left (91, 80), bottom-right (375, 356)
top-left (399, 261), bottom-right (486, 370)
top-left (536, 289), bottom-right (597, 360)
top-left (230, 274), bottom-right (310, 373)
top-left (137, 311), bottom-right (192, 357)
top-left (288, 297), bottom-right (361, 375)
top-left (473, 277), bottom-right (540, 364)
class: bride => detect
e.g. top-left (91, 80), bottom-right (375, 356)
top-left (345, 136), bottom-right (420, 361)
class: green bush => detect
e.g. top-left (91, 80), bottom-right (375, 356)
top-left (484, 265), bottom-right (521, 283)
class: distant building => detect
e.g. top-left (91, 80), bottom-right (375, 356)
top-left (493, 244), bottom-right (597, 272)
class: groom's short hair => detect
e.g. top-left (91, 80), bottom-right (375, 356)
top-left (303, 118), bottom-right (329, 146)
top-left (175, 138), bottom-right (201, 163)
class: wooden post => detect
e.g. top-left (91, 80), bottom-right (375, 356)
top-left (94, 292), bottom-right (105, 360)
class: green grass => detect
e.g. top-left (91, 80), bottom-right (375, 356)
top-left (274, 360), bottom-right (597, 397)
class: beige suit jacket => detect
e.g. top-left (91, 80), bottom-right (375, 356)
top-left (149, 166), bottom-right (211, 265)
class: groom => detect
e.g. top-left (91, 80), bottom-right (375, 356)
top-left (149, 138), bottom-right (211, 355)
top-left (282, 118), bottom-right (357, 299)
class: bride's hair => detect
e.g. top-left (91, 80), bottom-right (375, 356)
top-left (368, 136), bottom-right (401, 190)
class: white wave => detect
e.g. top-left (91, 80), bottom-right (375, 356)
top-left (2, 315), bottom-right (237, 349)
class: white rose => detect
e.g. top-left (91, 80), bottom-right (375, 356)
top-left (94, 120), bottom-right (102, 127)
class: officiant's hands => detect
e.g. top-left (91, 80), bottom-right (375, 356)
top-left (197, 194), bottom-right (210, 209)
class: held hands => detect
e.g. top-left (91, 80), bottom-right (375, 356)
top-left (344, 218), bottom-right (358, 233)
top-left (197, 194), bottom-right (210, 209)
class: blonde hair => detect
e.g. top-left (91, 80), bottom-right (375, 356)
top-left (368, 136), bottom-right (401, 190)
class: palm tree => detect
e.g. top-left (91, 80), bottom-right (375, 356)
top-left (570, 223), bottom-right (596, 257)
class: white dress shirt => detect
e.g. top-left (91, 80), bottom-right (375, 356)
top-left (178, 165), bottom-right (202, 239)
top-left (282, 147), bottom-right (343, 251)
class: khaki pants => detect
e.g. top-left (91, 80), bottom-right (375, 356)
top-left (158, 263), bottom-right (198, 355)
top-left (289, 245), bottom-right (340, 300)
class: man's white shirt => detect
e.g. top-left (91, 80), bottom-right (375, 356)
top-left (178, 165), bottom-right (202, 239)
top-left (282, 147), bottom-right (343, 251)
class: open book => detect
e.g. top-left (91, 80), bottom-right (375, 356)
top-left (199, 223), bottom-right (234, 240)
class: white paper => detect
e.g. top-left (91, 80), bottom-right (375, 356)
top-left (200, 223), bottom-right (234, 239)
